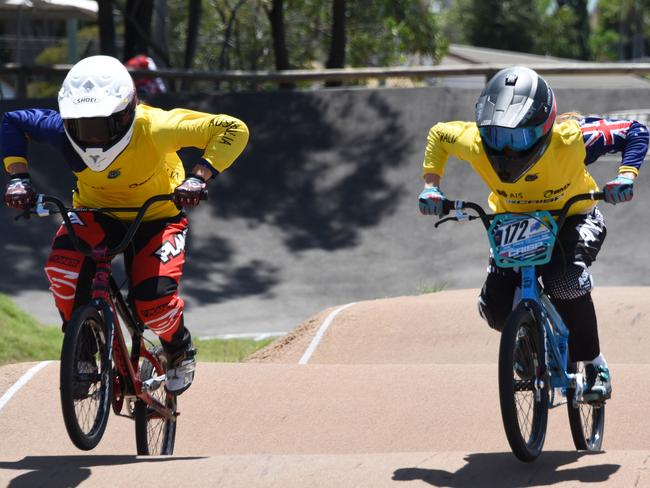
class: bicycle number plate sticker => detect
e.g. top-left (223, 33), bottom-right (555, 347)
top-left (488, 212), bottom-right (557, 268)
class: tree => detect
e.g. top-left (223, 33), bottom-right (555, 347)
top-left (97, 0), bottom-right (117, 57)
top-left (267, 0), bottom-right (291, 71)
top-left (163, 0), bottom-right (446, 90)
top-left (459, 0), bottom-right (542, 54)
top-left (591, 0), bottom-right (650, 61)
top-left (325, 0), bottom-right (346, 87)
top-left (123, 0), bottom-right (154, 60)
top-left (345, 0), bottom-right (445, 67)
top-left (556, 0), bottom-right (590, 59)
top-left (538, 2), bottom-right (589, 59)
top-left (184, 0), bottom-right (201, 70)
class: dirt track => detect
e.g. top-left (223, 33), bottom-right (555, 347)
top-left (1, 287), bottom-right (650, 487)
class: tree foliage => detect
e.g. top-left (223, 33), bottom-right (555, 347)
top-left (457, 0), bottom-right (542, 54)
top-left (442, 0), bottom-right (650, 62)
top-left (165, 0), bottom-right (444, 72)
top-left (590, 0), bottom-right (650, 61)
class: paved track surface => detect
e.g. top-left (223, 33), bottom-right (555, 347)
top-left (2, 287), bottom-right (650, 487)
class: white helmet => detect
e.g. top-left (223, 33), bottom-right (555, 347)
top-left (58, 55), bottom-right (137, 172)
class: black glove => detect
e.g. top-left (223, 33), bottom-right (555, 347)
top-left (4, 173), bottom-right (36, 210)
top-left (173, 175), bottom-right (207, 208)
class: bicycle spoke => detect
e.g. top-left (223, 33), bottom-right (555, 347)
top-left (60, 307), bottom-right (112, 450)
top-left (135, 347), bottom-right (176, 455)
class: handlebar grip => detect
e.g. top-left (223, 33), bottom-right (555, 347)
top-left (441, 199), bottom-right (455, 215)
top-left (200, 189), bottom-right (209, 201)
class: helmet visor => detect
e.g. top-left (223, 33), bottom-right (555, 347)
top-left (63, 102), bottom-right (135, 148)
top-left (479, 125), bottom-right (545, 152)
top-left (64, 117), bottom-right (118, 146)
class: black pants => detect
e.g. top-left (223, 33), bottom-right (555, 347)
top-left (478, 209), bottom-right (607, 361)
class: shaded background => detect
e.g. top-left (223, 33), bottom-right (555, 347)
top-left (1, 85), bottom-right (649, 335)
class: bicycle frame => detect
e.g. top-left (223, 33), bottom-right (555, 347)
top-left (518, 266), bottom-right (580, 403)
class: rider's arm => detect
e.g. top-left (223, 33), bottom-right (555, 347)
top-left (580, 116), bottom-right (649, 177)
top-left (1, 109), bottom-right (70, 175)
top-left (424, 173), bottom-right (441, 188)
top-left (188, 162), bottom-right (214, 182)
top-left (150, 108), bottom-right (249, 178)
top-left (422, 121), bottom-right (473, 186)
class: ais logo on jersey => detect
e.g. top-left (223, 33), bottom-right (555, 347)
top-left (154, 230), bottom-right (187, 263)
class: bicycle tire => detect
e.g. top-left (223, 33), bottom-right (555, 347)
top-left (60, 305), bottom-right (112, 450)
top-left (498, 302), bottom-right (549, 462)
top-left (567, 360), bottom-right (605, 451)
top-left (135, 346), bottom-right (177, 455)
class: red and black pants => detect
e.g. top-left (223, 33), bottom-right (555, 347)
top-left (45, 211), bottom-right (188, 344)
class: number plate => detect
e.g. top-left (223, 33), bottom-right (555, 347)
top-left (487, 212), bottom-right (557, 268)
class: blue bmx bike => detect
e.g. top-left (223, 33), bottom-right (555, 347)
top-left (431, 191), bottom-right (606, 462)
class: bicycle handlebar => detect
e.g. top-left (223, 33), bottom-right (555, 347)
top-left (32, 193), bottom-right (177, 258)
top-left (430, 191), bottom-right (606, 231)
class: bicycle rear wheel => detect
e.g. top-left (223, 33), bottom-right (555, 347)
top-left (498, 303), bottom-right (549, 462)
top-left (567, 360), bottom-right (605, 451)
top-left (135, 346), bottom-right (177, 455)
top-left (60, 305), bottom-right (112, 450)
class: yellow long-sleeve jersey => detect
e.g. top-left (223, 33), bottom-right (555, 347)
top-left (423, 120), bottom-right (598, 215)
top-left (73, 104), bottom-right (249, 220)
top-left (1, 104), bottom-right (249, 221)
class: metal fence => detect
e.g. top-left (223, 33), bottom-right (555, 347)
top-left (3, 62), bottom-right (650, 98)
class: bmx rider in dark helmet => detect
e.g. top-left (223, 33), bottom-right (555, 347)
top-left (1, 55), bottom-right (249, 394)
top-left (418, 66), bottom-right (648, 403)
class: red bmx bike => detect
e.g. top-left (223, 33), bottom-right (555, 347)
top-left (27, 193), bottom-right (180, 454)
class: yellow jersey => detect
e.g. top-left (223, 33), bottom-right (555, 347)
top-left (423, 120), bottom-right (598, 215)
top-left (71, 104), bottom-right (249, 220)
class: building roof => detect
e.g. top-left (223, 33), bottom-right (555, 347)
top-left (0, 0), bottom-right (97, 20)
top-left (439, 44), bottom-right (650, 89)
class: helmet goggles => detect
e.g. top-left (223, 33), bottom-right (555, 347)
top-left (479, 125), bottom-right (545, 152)
top-left (64, 103), bottom-right (134, 148)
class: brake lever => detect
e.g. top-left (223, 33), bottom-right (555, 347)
top-left (433, 214), bottom-right (479, 228)
top-left (434, 216), bottom-right (458, 228)
top-left (14, 208), bottom-right (33, 221)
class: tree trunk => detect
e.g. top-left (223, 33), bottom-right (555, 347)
top-left (152, 0), bottom-right (169, 67)
top-left (181, 0), bottom-right (201, 91)
top-left (267, 0), bottom-right (294, 89)
top-left (97, 0), bottom-right (116, 57)
top-left (124, 0), bottom-right (154, 61)
top-left (185, 0), bottom-right (201, 69)
top-left (325, 0), bottom-right (346, 87)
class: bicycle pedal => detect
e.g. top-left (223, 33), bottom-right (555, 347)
top-left (142, 374), bottom-right (166, 391)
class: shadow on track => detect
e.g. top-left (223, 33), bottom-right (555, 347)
top-left (0, 455), bottom-right (205, 488)
top-left (392, 451), bottom-right (619, 487)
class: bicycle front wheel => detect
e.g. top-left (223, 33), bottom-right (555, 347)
top-left (60, 305), bottom-right (112, 450)
top-left (498, 303), bottom-right (549, 462)
top-left (135, 346), bottom-right (177, 455)
top-left (567, 360), bottom-right (605, 451)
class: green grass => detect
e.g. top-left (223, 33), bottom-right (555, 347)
top-left (0, 294), bottom-right (274, 366)
top-left (0, 294), bottom-right (61, 366)
top-left (194, 337), bottom-right (274, 363)
top-left (418, 282), bottom-right (447, 294)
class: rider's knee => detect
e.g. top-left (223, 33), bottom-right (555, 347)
top-left (477, 295), bottom-right (507, 332)
top-left (131, 277), bottom-right (183, 341)
top-left (543, 262), bottom-right (593, 301)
